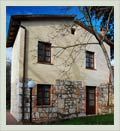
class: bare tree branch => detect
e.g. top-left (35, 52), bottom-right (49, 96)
top-left (52, 42), bottom-right (98, 49)
top-left (84, 6), bottom-right (114, 86)
top-left (106, 7), bottom-right (114, 31)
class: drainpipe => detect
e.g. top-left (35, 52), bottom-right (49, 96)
top-left (20, 25), bottom-right (27, 122)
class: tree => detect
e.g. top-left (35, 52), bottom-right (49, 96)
top-left (89, 6), bottom-right (114, 42)
top-left (80, 6), bottom-right (114, 86)
top-left (80, 6), bottom-right (114, 60)
top-left (59, 6), bottom-right (114, 86)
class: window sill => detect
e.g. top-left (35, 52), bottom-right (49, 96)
top-left (86, 67), bottom-right (96, 70)
top-left (37, 62), bottom-right (53, 65)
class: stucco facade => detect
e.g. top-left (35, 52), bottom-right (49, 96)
top-left (20, 20), bottom-right (110, 85)
top-left (8, 15), bottom-right (114, 122)
top-left (11, 27), bottom-right (25, 121)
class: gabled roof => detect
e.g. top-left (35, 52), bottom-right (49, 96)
top-left (6, 14), bottom-right (113, 47)
top-left (7, 14), bottom-right (75, 47)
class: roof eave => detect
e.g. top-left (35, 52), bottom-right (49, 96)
top-left (6, 14), bottom-right (76, 47)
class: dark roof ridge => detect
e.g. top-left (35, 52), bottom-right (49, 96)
top-left (11, 14), bottom-right (76, 21)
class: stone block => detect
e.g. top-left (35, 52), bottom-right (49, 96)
top-left (60, 86), bottom-right (64, 90)
top-left (62, 94), bottom-right (68, 99)
top-left (52, 94), bottom-right (57, 100)
top-left (32, 112), bottom-right (36, 119)
top-left (58, 108), bottom-right (64, 114)
top-left (73, 100), bottom-right (76, 104)
top-left (68, 94), bottom-right (72, 98)
top-left (50, 107), bottom-right (57, 112)
top-left (25, 103), bottom-right (30, 106)
top-left (38, 112), bottom-right (47, 118)
top-left (55, 79), bottom-right (60, 86)
top-left (33, 107), bottom-right (38, 112)
top-left (35, 112), bottom-right (40, 119)
top-left (24, 107), bottom-right (30, 113)
top-left (58, 99), bottom-right (64, 108)
top-left (77, 106), bottom-right (80, 112)
top-left (24, 113), bottom-right (29, 119)
top-left (70, 105), bottom-right (74, 108)
top-left (65, 80), bottom-right (71, 85)
top-left (43, 108), bottom-right (49, 112)
top-left (52, 113), bottom-right (57, 118)
top-left (60, 80), bottom-right (65, 86)
top-left (38, 108), bottom-right (42, 112)
top-left (78, 113), bottom-right (86, 117)
top-left (75, 89), bottom-right (80, 96)
top-left (61, 89), bottom-right (65, 93)
top-left (69, 108), bottom-right (75, 113)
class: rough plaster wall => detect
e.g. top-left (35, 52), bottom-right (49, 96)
top-left (97, 84), bottom-right (114, 114)
top-left (21, 20), bottom-right (110, 87)
top-left (11, 27), bottom-right (25, 121)
top-left (18, 27), bottom-right (26, 121)
top-left (85, 42), bottom-right (110, 86)
top-left (11, 28), bottom-right (20, 121)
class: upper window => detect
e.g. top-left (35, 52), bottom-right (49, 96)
top-left (38, 41), bottom-right (51, 63)
top-left (86, 51), bottom-right (94, 69)
top-left (37, 84), bottom-right (51, 106)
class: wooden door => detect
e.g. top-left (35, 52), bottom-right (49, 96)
top-left (86, 86), bottom-right (96, 115)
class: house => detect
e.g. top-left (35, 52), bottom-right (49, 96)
top-left (7, 14), bottom-right (114, 123)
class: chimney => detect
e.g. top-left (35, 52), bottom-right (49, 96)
top-left (100, 27), bottom-right (107, 37)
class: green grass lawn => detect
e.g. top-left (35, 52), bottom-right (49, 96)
top-left (48, 113), bottom-right (114, 125)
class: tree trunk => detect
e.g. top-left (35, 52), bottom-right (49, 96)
top-left (92, 28), bottom-right (114, 86)
top-left (99, 41), bottom-right (114, 86)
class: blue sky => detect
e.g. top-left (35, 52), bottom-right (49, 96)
top-left (6, 6), bottom-right (82, 37)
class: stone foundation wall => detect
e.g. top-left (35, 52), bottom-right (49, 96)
top-left (16, 80), bottom-right (114, 123)
top-left (20, 80), bottom-right (85, 122)
top-left (97, 83), bottom-right (114, 114)
top-left (11, 80), bottom-right (20, 121)
top-left (55, 80), bottom-right (85, 119)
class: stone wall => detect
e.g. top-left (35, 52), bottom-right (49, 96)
top-left (55, 80), bottom-right (85, 119)
top-left (20, 80), bottom-right (85, 122)
top-left (17, 80), bottom-right (114, 123)
top-left (97, 83), bottom-right (114, 114)
top-left (11, 79), bottom-right (21, 121)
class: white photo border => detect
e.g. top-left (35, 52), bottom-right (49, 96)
top-left (0, 0), bottom-right (120, 131)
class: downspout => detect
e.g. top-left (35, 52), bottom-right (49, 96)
top-left (20, 25), bottom-right (27, 122)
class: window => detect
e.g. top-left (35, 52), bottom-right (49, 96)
top-left (86, 51), bottom-right (94, 69)
top-left (38, 41), bottom-right (51, 63)
top-left (37, 84), bottom-right (51, 106)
